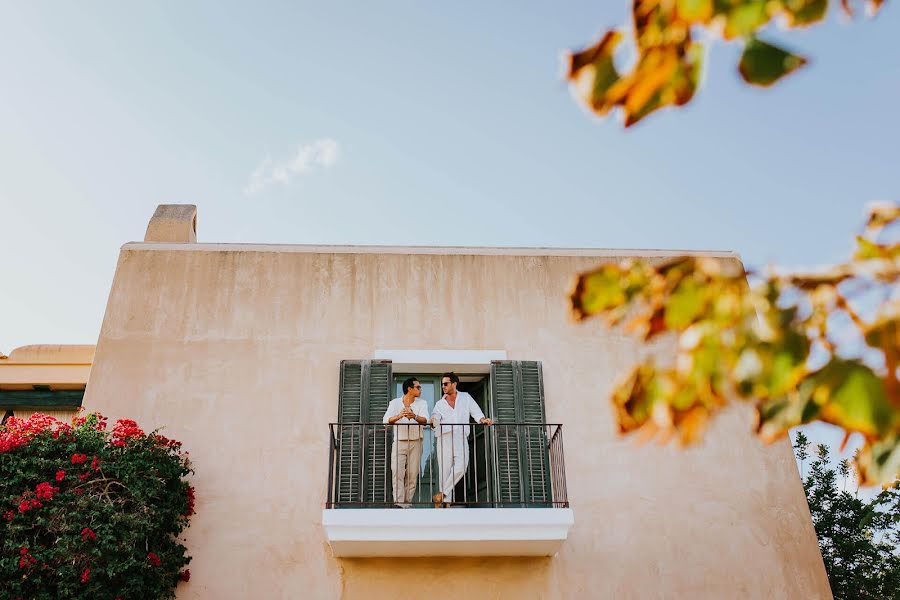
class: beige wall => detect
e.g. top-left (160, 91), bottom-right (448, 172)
top-left (84, 243), bottom-right (831, 599)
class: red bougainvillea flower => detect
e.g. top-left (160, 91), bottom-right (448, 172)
top-left (35, 482), bottom-right (59, 500)
top-left (179, 569), bottom-right (191, 582)
top-left (91, 456), bottom-right (100, 471)
top-left (3, 510), bottom-right (15, 521)
top-left (55, 469), bottom-right (66, 481)
top-left (147, 552), bottom-right (161, 567)
top-left (0, 432), bottom-right (26, 453)
top-left (71, 453), bottom-right (87, 464)
top-left (111, 419), bottom-right (144, 443)
top-left (0, 413), bottom-right (72, 453)
top-left (80, 568), bottom-right (90, 583)
top-left (81, 527), bottom-right (97, 542)
top-left (16, 548), bottom-right (36, 569)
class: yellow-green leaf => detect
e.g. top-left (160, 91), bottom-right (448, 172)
top-left (739, 38), bottom-right (807, 86)
top-left (677, 0), bottom-right (714, 21)
top-left (813, 359), bottom-right (897, 437)
top-left (723, 1), bottom-right (771, 39)
top-left (855, 235), bottom-right (887, 260)
top-left (612, 364), bottom-right (658, 433)
top-left (665, 277), bottom-right (707, 329)
top-left (567, 31), bottom-right (624, 116)
top-left (769, 349), bottom-right (806, 395)
top-left (757, 396), bottom-right (808, 442)
top-left (855, 433), bottom-right (900, 485)
top-left (571, 265), bottom-right (626, 319)
top-left (783, 0), bottom-right (829, 26)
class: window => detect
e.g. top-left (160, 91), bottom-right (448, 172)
top-left (330, 359), bottom-right (553, 508)
top-left (390, 373), bottom-right (491, 506)
top-left (0, 387), bottom-right (84, 424)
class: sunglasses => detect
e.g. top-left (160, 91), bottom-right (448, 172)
top-left (441, 382), bottom-right (453, 387)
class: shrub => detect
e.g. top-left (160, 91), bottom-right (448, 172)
top-left (0, 412), bottom-right (193, 599)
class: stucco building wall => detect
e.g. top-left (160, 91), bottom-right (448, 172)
top-left (83, 241), bottom-right (831, 599)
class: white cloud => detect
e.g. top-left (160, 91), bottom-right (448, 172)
top-left (244, 138), bottom-right (340, 195)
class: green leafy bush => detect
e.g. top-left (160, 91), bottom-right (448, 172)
top-left (794, 431), bottom-right (900, 599)
top-left (0, 412), bottom-right (193, 599)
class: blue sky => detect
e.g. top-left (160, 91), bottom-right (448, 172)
top-left (1, 2), bottom-right (897, 476)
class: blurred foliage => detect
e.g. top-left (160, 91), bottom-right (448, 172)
top-left (571, 202), bottom-right (900, 485)
top-left (794, 433), bottom-right (900, 598)
top-left (566, 0), bottom-right (887, 127)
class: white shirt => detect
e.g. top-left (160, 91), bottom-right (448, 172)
top-left (382, 396), bottom-right (429, 440)
top-left (431, 391), bottom-right (486, 440)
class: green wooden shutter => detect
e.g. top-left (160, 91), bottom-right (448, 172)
top-left (491, 361), bottom-right (521, 504)
top-left (519, 361), bottom-right (551, 506)
top-left (490, 360), bottom-right (551, 507)
top-left (364, 360), bottom-right (392, 504)
top-left (336, 361), bottom-right (364, 505)
top-left (335, 359), bottom-right (393, 507)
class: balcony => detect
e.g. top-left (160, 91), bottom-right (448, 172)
top-left (321, 423), bottom-right (574, 557)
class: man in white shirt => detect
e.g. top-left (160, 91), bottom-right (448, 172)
top-left (431, 372), bottom-right (492, 507)
top-left (382, 377), bottom-right (429, 507)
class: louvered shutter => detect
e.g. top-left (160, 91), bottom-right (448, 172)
top-left (364, 361), bottom-right (392, 504)
top-left (519, 361), bottom-right (551, 505)
top-left (490, 360), bottom-right (551, 507)
top-left (335, 360), bottom-right (393, 507)
top-left (491, 361), bottom-right (521, 504)
top-left (336, 361), bottom-right (364, 505)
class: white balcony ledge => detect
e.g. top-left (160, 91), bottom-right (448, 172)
top-left (322, 507), bottom-right (574, 557)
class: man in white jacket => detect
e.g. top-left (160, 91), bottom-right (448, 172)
top-left (382, 378), bottom-right (429, 507)
top-left (431, 372), bottom-right (492, 507)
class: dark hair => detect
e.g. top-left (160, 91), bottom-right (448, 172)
top-left (402, 377), bottom-right (419, 394)
top-left (441, 372), bottom-right (459, 385)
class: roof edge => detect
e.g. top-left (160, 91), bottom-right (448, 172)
top-left (3, 345), bottom-right (95, 365)
top-left (122, 242), bottom-right (739, 259)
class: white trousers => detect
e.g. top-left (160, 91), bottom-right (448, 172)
top-left (436, 433), bottom-right (468, 501)
top-left (390, 439), bottom-right (423, 506)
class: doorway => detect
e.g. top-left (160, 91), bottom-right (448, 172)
top-left (392, 373), bottom-right (493, 506)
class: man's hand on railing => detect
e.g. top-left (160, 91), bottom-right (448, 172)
top-left (479, 417), bottom-right (493, 426)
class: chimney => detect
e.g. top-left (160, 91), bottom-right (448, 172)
top-left (144, 204), bottom-right (197, 243)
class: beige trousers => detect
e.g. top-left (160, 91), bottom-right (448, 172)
top-left (436, 433), bottom-right (468, 502)
top-left (391, 439), bottom-right (423, 506)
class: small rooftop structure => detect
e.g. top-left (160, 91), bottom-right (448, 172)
top-left (0, 345), bottom-right (93, 415)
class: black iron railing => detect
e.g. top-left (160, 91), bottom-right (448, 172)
top-left (325, 423), bottom-right (568, 508)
